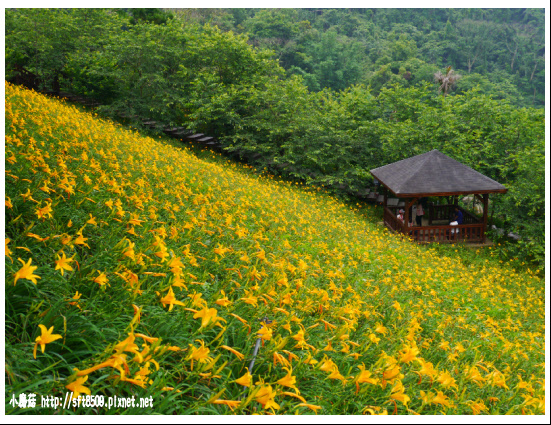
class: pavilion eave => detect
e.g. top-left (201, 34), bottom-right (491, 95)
top-left (372, 176), bottom-right (508, 199)
top-left (389, 189), bottom-right (508, 197)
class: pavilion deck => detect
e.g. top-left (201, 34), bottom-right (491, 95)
top-left (383, 203), bottom-right (485, 244)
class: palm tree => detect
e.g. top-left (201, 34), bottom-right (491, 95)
top-left (434, 66), bottom-right (461, 97)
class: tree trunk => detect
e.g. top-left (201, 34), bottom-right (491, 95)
top-left (506, 40), bottom-right (518, 72)
top-left (467, 51), bottom-right (478, 73)
top-left (530, 61), bottom-right (538, 81)
top-left (510, 46), bottom-right (518, 71)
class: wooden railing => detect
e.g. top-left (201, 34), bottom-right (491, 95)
top-left (461, 208), bottom-right (480, 225)
top-left (384, 207), bottom-right (405, 233)
top-left (385, 206), bottom-right (485, 243)
top-left (407, 223), bottom-right (484, 243)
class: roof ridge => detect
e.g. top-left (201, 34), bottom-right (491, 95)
top-left (397, 150), bottom-right (434, 189)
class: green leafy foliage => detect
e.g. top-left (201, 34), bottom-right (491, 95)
top-left (5, 9), bottom-right (125, 92)
top-left (4, 8), bottom-right (544, 266)
top-left (125, 8), bottom-right (174, 25)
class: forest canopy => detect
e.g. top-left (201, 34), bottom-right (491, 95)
top-left (174, 8), bottom-right (545, 108)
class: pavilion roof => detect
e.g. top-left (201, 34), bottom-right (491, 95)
top-left (370, 149), bottom-right (508, 197)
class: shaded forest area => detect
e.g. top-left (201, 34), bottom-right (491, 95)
top-left (4, 8), bottom-right (545, 266)
top-left (176, 8), bottom-right (545, 108)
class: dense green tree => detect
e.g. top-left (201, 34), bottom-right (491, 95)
top-left (455, 19), bottom-right (498, 73)
top-left (170, 8), bottom-right (237, 31)
top-left (65, 19), bottom-right (281, 129)
top-left (455, 72), bottom-right (525, 105)
top-left (5, 9), bottom-right (125, 93)
top-left (234, 7), bottom-right (545, 107)
top-left (244, 9), bottom-right (300, 41)
top-left (125, 8), bottom-right (174, 25)
top-left (303, 29), bottom-right (366, 91)
top-left (502, 143), bottom-right (545, 263)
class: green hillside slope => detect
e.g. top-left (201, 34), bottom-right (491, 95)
top-left (5, 83), bottom-right (545, 415)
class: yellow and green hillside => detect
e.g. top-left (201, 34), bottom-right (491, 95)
top-left (5, 82), bottom-right (545, 415)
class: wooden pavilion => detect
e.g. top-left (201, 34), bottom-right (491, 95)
top-left (370, 150), bottom-right (508, 244)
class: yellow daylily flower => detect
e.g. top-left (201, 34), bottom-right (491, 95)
top-left (416, 359), bottom-right (438, 381)
top-left (193, 306), bottom-right (226, 329)
top-left (215, 290), bottom-right (232, 307)
top-left (211, 399), bottom-right (241, 411)
top-left (254, 384), bottom-right (280, 410)
top-left (273, 352), bottom-right (291, 367)
top-left (354, 364), bottom-right (378, 393)
top-left (368, 333), bottom-right (380, 344)
top-left (399, 343), bottom-right (420, 363)
top-left (390, 381), bottom-right (410, 405)
top-left (374, 322), bottom-right (389, 335)
top-left (68, 291), bottom-right (82, 307)
top-left (431, 391), bottom-right (451, 408)
top-left (257, 326), bottom-right (273, 341)
top-left (94, 271), bottom-right (109, 287)
top-left (298, 403), bottom-right (322, 414)
top-left (86, 214), bottom-right (97, 226)
top-left (160, 287), bottom-right (185, 311)
top-left (33, 324), bottom-right (62, 359)
top-left (327, 366), bottom-right (346, 383)
top-left (466, 399), bottom-right (488, 415)
top-left (323, 340), bottom-right (334, 351)
top-left (186, 340), bottom-right (211, 370)
top-left (240, 294), bottom-right (258, 307)
top-left (487, 371), bottom-right (509, 389)
top-left (220, 345), bottom-right (244, 361)
top-left (436, 370), bottom-right (458, 389)
top-left (234, 369), bottom-right (252, 387)
top-left (35, 201), bottom-right (53, 220)
top-left (66, 375), bottom-right (91, 400)
top-left (276, 367), bottom-right (298, 392)
top-left (465, 365), bottom-right (486, 386)
top-left (382, 365), bottom-right (404, 387)
top-left (5, 238), bottom-right (13, 262)
top-left (14, 257), bottom-right (41, 285)
top-left (55, 251), bottom-right (74, 276)
top-left (74, 231), bottom-right (90, 248)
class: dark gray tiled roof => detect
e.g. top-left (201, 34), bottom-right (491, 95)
top-left (370, 150), bottom-right (507, 196)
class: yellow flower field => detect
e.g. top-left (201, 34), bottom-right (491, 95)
top-left (4, 82), bottom-right (545, 415)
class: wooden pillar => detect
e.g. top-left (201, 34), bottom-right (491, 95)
top-left (482, 194), bottom-right (489, 243)
top-left (403, 198), bottom-right (410, 232)
top-left (383, 186), bottom-right (388, 209)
